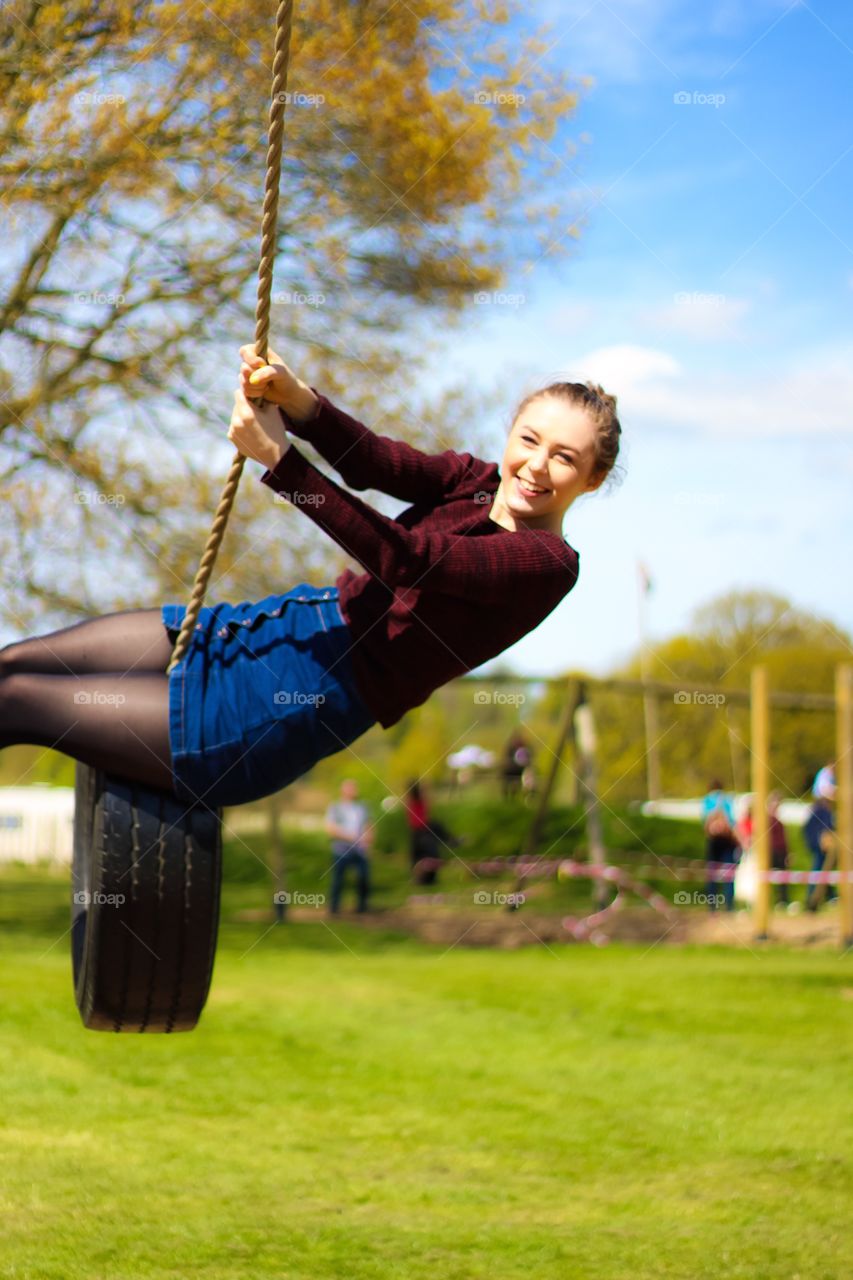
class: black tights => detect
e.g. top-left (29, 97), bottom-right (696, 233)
top-left (0, 610), bottom-right (178, 795)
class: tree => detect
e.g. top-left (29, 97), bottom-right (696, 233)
top-left (1, 0), bottom-right (585, 632)
top-left (689, 588), bottom-right (845, 675)
top-left (583, 591), bottom-right (850, 804)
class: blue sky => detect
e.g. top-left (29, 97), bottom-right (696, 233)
top-left (437, 0), bottom-right (853, 678)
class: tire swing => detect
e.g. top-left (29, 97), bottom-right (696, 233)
top-left (71, 1), bottom-right (296, 1032)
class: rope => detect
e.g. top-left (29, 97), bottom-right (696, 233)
top-left (167, 0), bottom-right (295, 674)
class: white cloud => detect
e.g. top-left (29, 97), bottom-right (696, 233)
top-left (570, 341), bottom-right (853, 436)
top-left (560, 342), bottom-right (681, 391)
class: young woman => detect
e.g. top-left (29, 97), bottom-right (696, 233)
top-left (0, 345), bottom-right (621, 809)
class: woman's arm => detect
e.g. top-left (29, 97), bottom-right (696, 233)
top-left (240, 345), bottom-right (487, 504)
top-left (260, 444), bottom-right (578, 605)
top-left (280, 392), bottom-right (485, 505)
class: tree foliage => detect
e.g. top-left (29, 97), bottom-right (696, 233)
top-left (1, 0), bottom-right (584, 630)
top-left (590, 590), bottom-right (849, 804)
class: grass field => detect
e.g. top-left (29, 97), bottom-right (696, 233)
top-left (1, 866), bottom-right (851, 1280)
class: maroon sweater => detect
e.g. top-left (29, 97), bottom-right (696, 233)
top-left (259, 392), bottom-right (580, 728)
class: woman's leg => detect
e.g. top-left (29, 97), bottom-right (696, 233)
top-left (0, 609), bottom-right (174, 677)
top-left (0, 612), bottom-right (178, 792)
top-left (0, 670), bottom-right (175, 793)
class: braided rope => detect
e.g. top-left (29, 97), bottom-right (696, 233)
top-left (167, 0), bottom-right (295, 674)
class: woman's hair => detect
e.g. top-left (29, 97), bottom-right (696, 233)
top-left (511, 381), bottom-right (622, 484)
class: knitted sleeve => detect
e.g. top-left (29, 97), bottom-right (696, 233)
top-left (279, 391), bottom-right (492, 503)
top-left (260, 444), bottom-right (578, 605)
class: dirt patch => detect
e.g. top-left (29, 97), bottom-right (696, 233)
top-left (679, 907), bottom-right (847, 950)
top-left (233, 900), bottom-right (851, 950)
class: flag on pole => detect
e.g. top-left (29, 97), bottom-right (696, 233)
top-left (637, 560), bottom-right (653, 595)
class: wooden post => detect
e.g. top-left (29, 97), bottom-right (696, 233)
top-left (520, 679), bottom-right (582, 862)
top-left (642, 686), bottom-right (662, 801)
top-left (836, 665), bottom-right (853, 948)
top-left (751, 665), bottom-right (771, 940)
top-left (575, 694), bottom-right (607, 909)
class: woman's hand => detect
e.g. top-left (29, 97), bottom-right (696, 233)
top-left (227, 385), bottom-right (291, 470)
top-left (238, 343), bottom-right (320, 424)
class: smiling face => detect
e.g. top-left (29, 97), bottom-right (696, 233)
top-left (491, 394), bottom-right (604, 534)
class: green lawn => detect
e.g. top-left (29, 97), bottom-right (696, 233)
top-left (0, 867), bottom-right (851, 1280)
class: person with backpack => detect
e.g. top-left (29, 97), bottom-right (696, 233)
top-left (702, 779), bottom-right (739, 912)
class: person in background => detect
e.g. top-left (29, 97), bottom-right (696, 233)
top-left (767, 790), bottom-right (790, 908)
top-left (702, 779), bottom-right (739, 912)
top-left (404, 778), bottom-right (433, 873)
top-left (812, 761), bottom-right (836, 805)
top-left (501, 732), bottom-right (532, 800)
top-left (737, 801), bottom-right (753, 857)
top-left (404, 778), bottom-right (456, 885)
top-left (803, 761), bottom-right (836, 911)
top-left (326, 778), bottom-right (372, 914)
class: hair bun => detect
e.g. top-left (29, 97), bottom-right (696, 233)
top-left (587, 382), bottom-right (618, 414)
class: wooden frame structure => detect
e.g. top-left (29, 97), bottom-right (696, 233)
top-left (463, 666), bottom-right (853, 948)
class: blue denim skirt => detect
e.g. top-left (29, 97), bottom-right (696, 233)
top-left (161, 583), bottom-right (376, 807)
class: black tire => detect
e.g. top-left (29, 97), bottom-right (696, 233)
top-left (71, 764), bottom-right (222, 1032)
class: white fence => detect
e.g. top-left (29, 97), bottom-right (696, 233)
top-left (640, 795), bottom-right (811, 825)
top-left (0, 786), bottom-right (75, 865)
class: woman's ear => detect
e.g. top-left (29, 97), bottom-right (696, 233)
top-left (584, 468), bottom-right (606, 494)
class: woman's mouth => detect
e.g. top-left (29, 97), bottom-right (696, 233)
top-left (515, 475), bottom-right (550, 500)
